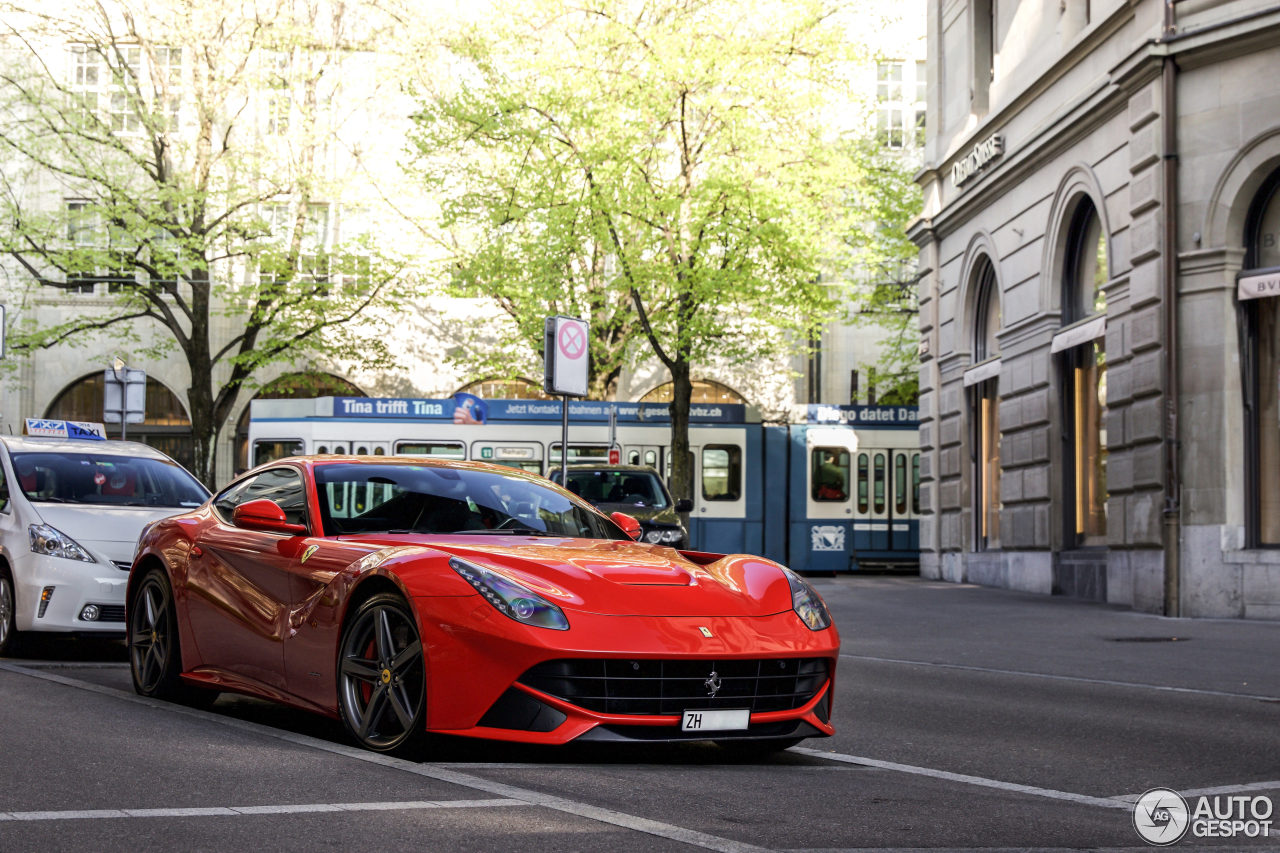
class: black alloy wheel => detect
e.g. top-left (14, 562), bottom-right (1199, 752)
top-left (0, 567), bottom-right (21, 657)
top-left (129, 570), bottom-right (186, 699)
top-left (337, 593), bottom-right (426, 754)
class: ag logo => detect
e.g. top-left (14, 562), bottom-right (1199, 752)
top-left (1132, 788), bottom-right (1190, 846)
top-left (299, 544), bottom-right (319, 564)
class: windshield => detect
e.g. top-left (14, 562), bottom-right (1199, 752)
top-left (12, 451), bottom-right (209, 508)
top-left (562, 469), bottom-right (669, 508)
top-left (314, 463), bottom-right (630, 540)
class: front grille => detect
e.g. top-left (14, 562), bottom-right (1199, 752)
top-left (519, 658), bottom-right (829, 716)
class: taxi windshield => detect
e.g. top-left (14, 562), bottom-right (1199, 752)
top-left (12, 451), bottom-right (209, 508)
top-left (315, 463), bottom-right (630, 540)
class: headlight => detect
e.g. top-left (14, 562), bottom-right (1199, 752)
top-left (29, 524), bottom-right (96, 563)
top-left (782, 567), bottom-right (831, 631)
top-left (449, 557), bottom-right (569, 631)
top-left (643, 527), bottom-right (683, 544)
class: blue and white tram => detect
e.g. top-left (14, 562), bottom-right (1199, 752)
top-left (246, 396), bottom-right (919, 572)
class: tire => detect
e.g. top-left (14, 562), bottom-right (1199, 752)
top-left (337, 593), bottom-right (426, 755)
top-left (129, 569), bottom-right (214, 706)
top-left (0, 566), bottom-right (24, 658)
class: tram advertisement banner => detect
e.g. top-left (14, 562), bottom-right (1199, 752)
top-left (332, 397), bottom-right (746, 424)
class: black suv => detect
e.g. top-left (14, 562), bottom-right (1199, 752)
top-left (550, 464), bottom-right (692, 548)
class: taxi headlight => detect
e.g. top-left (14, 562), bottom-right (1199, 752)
top-left (29, 524), bottom-right (96, 563)
top-left (643, 528), bottom-right (683, 544)
top-left (449, 557), bottom-right (569, 631)
top-left (782, 567), bottom-right (831, 631)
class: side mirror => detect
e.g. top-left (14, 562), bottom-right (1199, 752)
top-left (675, 498), bottom-right (694, 513)
top-left (233, 498), bottom-right (308, 536)
top-left (610, 511), bottom-right (643, 541)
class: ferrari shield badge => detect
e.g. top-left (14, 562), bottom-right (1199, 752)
top-left (300, 544), bottom-right (319, 564)
top-left (698, 626), bottom-right (713, 638)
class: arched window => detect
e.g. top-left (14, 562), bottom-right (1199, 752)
top-left (455, 378), bottom-right (553, 400)
top-left (1241, 167), bottom-right (1280, 546)
top-left (965, 257), bottom-right (1001, 550)
top-left (638, 379), bottom-right (748, 406)
top-left (233, 372), bottom-right (365, 472)
top-left (45, 374), bottom-right (194, 470)
top-left (1057, 197), bottom-right (1108, 547)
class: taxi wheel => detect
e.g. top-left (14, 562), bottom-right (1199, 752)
top-left (0, 567), bottom-right (24, 658)
top-left (337, 593), bottom-right (427, 755)
top-left (129, 569), bottom-right (188, 700)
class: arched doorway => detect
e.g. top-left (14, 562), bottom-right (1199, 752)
top-left (454, 378), bottom-right (553, 400)
top-left (234, 372), bottom-right (366, 472)
top-left (44, 374), bottom-right (195, 470)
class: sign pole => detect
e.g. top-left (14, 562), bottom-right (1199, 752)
top-left (561, 396), bottom-right (570, 486)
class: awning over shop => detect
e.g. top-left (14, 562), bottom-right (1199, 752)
top-left (1051, 315), bottom-right (1106, 354)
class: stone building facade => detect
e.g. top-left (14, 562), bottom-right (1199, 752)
top-left (911, 0), bottom-right (1280, 618)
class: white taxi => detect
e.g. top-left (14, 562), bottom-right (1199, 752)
top-left (0, 430), bottom-right (209, 655)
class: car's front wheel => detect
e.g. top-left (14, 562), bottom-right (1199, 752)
top-left (337, 593), bottom-right (427, 755)
top-left (129, 569), bottom-right (187, 699)
top-left (0, 566), bottom-right (23, 657)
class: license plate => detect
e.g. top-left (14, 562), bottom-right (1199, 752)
top-left (681, 709), bottom-right (750, 732)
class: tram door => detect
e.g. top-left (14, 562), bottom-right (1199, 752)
top-left (791, 427), bottom-right (857, 572)
top-left (854, 447), bottom-right (890, 553)
top-left (625, 445), bottom-right (664, 474)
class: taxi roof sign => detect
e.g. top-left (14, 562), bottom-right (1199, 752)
top-left (24, 419), bottom-right (108, 440)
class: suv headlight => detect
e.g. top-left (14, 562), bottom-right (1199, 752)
top-left (643, 527), bottom-right (683, 544)
top-left (29, 524), bottom-right (96, 563)
top-left (782, 567), bottom-right (831, 631)
top-left (450, 557), bottom-right (569, 630)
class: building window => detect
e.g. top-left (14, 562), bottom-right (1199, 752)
top-left (968, 257), bottom-right (1000, 551)
top-left (1242, 168), bottom-right (1280, 546)
top-left (972, 0), bottom-right (995, 114)
top-left (1060, 198), bottom-right (1108, 547)
top-left (877, 61), bottom-right (926, 149)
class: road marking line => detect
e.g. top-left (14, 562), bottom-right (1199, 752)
top-left (0, 799), bottom-right (528, 822)
top-left (0, 663), bottom-right (773, 853)
top-left (1109, 780), bottom-right (1280, 803)
top-left (789, 747), bottom-right (1131, 811)
top-left (842, 653), bottom-right (1280, 702)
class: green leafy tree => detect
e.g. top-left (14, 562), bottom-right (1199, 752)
top-left (412, 0), bottom-right (875, 500)
top-left (843, 137), bottom-right (922, 404)
top-left (0, 0), bottom-right (416, 484)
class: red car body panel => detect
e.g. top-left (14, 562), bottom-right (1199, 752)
top-left (128, 456), bottom-right (840, 746)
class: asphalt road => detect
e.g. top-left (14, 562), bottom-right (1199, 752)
top-left (1, 574), bottom-right (1278, 852)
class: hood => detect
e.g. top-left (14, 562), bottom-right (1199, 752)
top-left (592, 502), bottom-right (681, 526)
top-left (375, 535), bottom-right (793, 618)
top-left (31, 503), bottom-right (189, 564)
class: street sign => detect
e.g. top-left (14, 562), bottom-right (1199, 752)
top-left (103, 367), bottom-right (146, 425)
top-left (543, 316), bottom-right (589, 397)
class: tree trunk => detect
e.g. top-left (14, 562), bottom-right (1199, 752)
top-left (668, 360), bottom-right (693, 505)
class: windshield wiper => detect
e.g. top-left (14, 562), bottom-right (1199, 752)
top-left (453, 527), bottom-right (555, 536)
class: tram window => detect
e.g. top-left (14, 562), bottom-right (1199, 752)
top-left (356, 446), bottom-right (368, 455)
top-left (873, 453), bottom-right (886, 514)
top-left (628, 451), bottom-right (640, 465)
top-left (550, 444), bottom-right (609, 463)
top-left (395, 441), bottom-right (465, 459)
top-left (857, 453), bottom-right (869, 514)
top-left (701, 445), bottom-right (742, 501)
top-left (374, 447), bottom-right (386, 455)
top-left (812, 446), bottom-right (849, 502)
top-left (252, 439), bottom-right (303, 468)
top-left (317, 445), bottom-right (329, 455)
top-left (895, 453), bottom-right (907, 514)
top-left (912, 453), bottom-right (920, 514)
top-left (645, 450), bottom-right (657, 467)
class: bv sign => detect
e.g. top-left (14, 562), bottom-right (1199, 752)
top-left (543, 315), bottom-right (590, 397)
top-left (1238, 267), bottom-right (1280, 301)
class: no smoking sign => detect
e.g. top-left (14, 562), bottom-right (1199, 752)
top-left (544, 315), bottom-right (590, 397)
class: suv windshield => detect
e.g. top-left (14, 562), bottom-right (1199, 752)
top-left (314, 463), bottom-right (630, 540)
top-left (562, 469), bottom-right (669, 508)
top-left (12, 451), bottom-right (209, 508)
